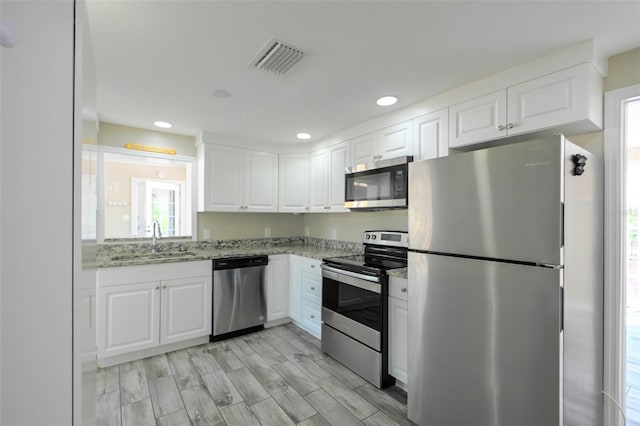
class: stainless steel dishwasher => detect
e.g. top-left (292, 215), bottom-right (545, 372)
top-left (212, 255), bottom-right (268, 339)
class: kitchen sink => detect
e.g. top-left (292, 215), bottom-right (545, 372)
top-left (110, 251), bottom-right (197, 261)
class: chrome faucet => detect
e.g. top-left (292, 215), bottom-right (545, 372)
top-left (151, 220), bottom-right (162, 252)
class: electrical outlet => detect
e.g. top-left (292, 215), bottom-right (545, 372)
top-left (265, 227), bottom-right (271, 237)
top-left (305, 226), bottom-right (310, 237)
top-left (203, 229), bottom-right (211, 240)
top-left (331, 228), bottom-right (337, 240)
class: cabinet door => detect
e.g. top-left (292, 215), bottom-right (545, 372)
top-left (204, 144), bottom-right (244, 212)
top-left (78, 287), bottom-right (96, 365)
top-left (507, 63), bottom-right (590, 136)
top-left (160, 275), bottom-right (212, 345)
top-left (378, 120), bottom-right (414, 160)
top-left (449, 90), bottom-right (507, 148)
top-left (289, 255), bottom-right (303, 322)
top-left (279, 154), bottom-right (309, 212)
top-left (266, 254), bottom-right (290, 322)
top-left (98, 282), bottom-right (160, 359)
top-left (309, 150), bottom-right (328, 213)
top-left (302, 272), bottom-right (322, 306)
top-left (414, 109), bottom-right (449, 161)
top-left (388, 296), bottom-right (408, 384)
top-left (351, 131), bottom-right (378, 166)
top-left (301, 298), bottom-right (322, 339)
top-left (244, 150), bottom-right (278, 212)
top-left (327, 141), bottom-right (350, 212)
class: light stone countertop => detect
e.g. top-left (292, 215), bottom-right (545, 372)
top-left (97, 237), bottom-right (363, 268)
top-left (388, 267), bottom-right (408, 279)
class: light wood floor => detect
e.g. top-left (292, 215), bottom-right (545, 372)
top-left (96, 323), bottom-right (413, 426)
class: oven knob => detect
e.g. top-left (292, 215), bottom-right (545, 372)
top-left (372, 235), bottom-right (377, 240)
top-left (366, 234), bottom-right (371, 240)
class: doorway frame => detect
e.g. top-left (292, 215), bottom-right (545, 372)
top-left (604, 83), bottom-right (640, 426)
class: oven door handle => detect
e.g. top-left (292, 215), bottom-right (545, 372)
top-left (321, 265), bottom-right (382, 294)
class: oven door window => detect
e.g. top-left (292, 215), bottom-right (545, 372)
top-left (322, 276), bottom-right (382, 332)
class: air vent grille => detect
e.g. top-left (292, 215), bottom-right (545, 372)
top-left (251, 38), bottom-right (304, 75)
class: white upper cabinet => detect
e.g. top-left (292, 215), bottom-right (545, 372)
top-left (198, 143), bottom-right (277, 212)
top-left (309, 141), bottom-right (350, 213)
top-left (327, 142), bottom-right (350, 211)
top-left (199, 144), bottom-right (244, 211)
top-left (449, 63), bottom-right (602, 149)
top-left (309, 150), bottom-right (328, 212)
top-left (378, 120), bottom-right (414, 160)
top-left (350, 120), bottom-right (414, 167)
top-left (279, 153), bottom-right (309, 212)
top-left (244, 150), bottom-right (278, 212)
top-left (449, 90), bottom-right (507, 148)
top-left (413, 109), bottom-right (449, 161)
top-left (507, 63), bottom-right (595, 136)
top-left (351, 131), bottom-right (379, 166)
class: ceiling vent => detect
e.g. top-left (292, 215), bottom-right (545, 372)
top-left (251, 38), bottom-right (305, 75)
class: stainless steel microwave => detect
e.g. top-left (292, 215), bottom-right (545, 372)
top-left (344, 156), bottom-right (412, 210)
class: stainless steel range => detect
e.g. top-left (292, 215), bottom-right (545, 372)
top-left (321, 230), bottom-right (408, 388)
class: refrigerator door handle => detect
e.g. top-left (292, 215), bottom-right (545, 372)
top-left (561, 202), bottom-right (565, 248)
top-left (560, 286), bottom-right (564, 332)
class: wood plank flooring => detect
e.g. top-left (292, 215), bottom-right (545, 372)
top-left (96, 323), bottom-right (413, 426)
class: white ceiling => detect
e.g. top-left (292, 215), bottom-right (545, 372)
top-left (86, 1), bottom-right (640, 145)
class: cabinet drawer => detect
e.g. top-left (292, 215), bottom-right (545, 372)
top-left (389, 276), bottom-right (408, 302)
top-left (301, 298), bottom-right (321, 337)
top-left (302, 274), bottom-right (322, 304)
top-left (302, 257), bottom-right (322, 274)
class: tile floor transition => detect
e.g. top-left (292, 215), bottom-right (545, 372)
top-left (96, 323), bottom-right (414, 426)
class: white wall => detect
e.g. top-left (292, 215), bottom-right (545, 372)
top-left (0, 1), bottom-right (74, 424)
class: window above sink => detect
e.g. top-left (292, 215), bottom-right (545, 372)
top-left (98, 146), bottom-right (196, 242)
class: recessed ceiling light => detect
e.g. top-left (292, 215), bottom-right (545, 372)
top-left (213, 89), bottom-right (232, 98)
top-left (297, 133), bottom-right (311, 140)
top-left (376, 96), bottom-right (398, 106)
top-left (154, 121), bottom-right (172, 129)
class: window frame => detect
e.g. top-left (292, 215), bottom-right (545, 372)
top-left (97, 145), bottom-right (197, 242)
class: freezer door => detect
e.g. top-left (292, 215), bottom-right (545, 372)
top-left (409, 135), bottom-right (564, 265)
top-left (408, 252), bottom-right (561, 426)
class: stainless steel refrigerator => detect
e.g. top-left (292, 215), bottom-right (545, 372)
top-left (407, 134), bottom-right (603, 426)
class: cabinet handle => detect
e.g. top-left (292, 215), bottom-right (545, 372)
top-left (497, 125), bottom-right (505, 131)
top-left (155, 286), bottom-right (160, 290)
top-left (401, 288), bottom-right (407, 293)
top-left (310, 314), bottom-right (315, 319)
top-left (507, 123), bottom-right (515, 129)
top-left (311, 286), bottom-right (315, 291)
top-left (163, 285), bottom-right (167, 289)
top-left (310, 265), bottom-right (315, 268)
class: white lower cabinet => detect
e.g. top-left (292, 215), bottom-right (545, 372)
top-left (97, 261), bottom-right (212, 362)
top-left (289, 255), bottom-right (322, 338)
top-left (388, 276), bottom-right (408, 384)
top-left (266, 254), bottom-right (290, 322)
top-left (289, 255), bottom-right (303, 323)
top-left (99, 281), bottom-right (160, 357)
top-left (160, 276), bottom-right (212, 345)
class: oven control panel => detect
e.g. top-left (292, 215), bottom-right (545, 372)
top-left (363, 231), bottom-right (408, 247)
